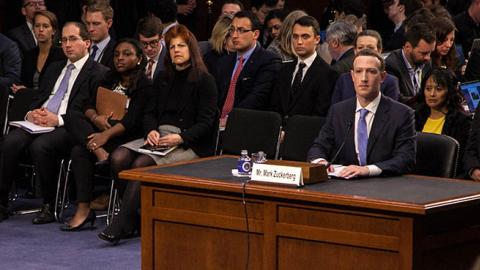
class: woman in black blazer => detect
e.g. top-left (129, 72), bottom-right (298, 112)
top-left (11, 10), bottom-right (65, 92)
top-left (61, 39), bottom-right (152, 231)
top-left (415, 68), bottom-right (471, 177)
top-left (98, 25), bottom-right (218, 243)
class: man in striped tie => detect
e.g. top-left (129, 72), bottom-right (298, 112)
top-left (0, 22), bottom-right (107, 224)
top-left (308, 49), bottom-right (416, 179)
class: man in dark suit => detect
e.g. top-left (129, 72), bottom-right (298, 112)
top-left (84, 3), bottom-right (115, 68)
top-left (454, 0), bottom-right (480, 57)
top-left (385, 22), bottom-right (435, 106)
top-left (217, 11), bottom-right (281, 128)
top-left (7, 0), bottom-right (46, 54)
top-left (331, 30), bottom-right (400, 104)
top-left (307, 49), bottom-right (416, 178)
top-left (270, 16), bottom-right (337, 120)
top-left (0, 22), bottom-right (107, 223)
top-left (326, 20), bottom-right (356, 74)
top-left (0, 34), bottom-right (22, 137)
top-left (137, 16), bottom-right (166, 81)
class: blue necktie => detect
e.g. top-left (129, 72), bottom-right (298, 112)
top-left (90, 45), bottom-right (98, 61)
top-left (357, 108), bottom-right (369, 166)
top-left (46, 64), bottom-right (75, 114)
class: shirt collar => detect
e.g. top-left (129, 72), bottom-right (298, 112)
top-left (93, 35), bottom-right (111, 52)
top-left (356, 92), bottom-right (382, 114)
top-left (237, 43), bottom-right (256, 63)
top-left (26, 21), bottom-right (33, 31)
top-left (68, 53), bottom-right (89, 70)
top-left (297, 51), bottom-right (317, 69)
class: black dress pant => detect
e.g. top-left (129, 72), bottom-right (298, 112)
top-left (0, 127), bottom-right (73, 206)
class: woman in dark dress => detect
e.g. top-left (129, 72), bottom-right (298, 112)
top-left (11, 10), bottom-right (65, 92)
top-left (98, 24), bottom-right (218, 243)
top-left (61, 39), bottom-right (152, 231)
top-left (415, 68), bottom-right (471, 177)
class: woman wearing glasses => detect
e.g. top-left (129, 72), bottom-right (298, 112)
top-left (11, 10), bottom-right (65, 92)
top-left (98, 25), bottom-right (217, 243)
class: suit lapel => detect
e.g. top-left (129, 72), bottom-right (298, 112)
top-left (67, 60), bottom-right (92, 105)
top-left (21, 24), bottom-right (35, 48)
top-left (396, 51), bottom-right (415, 95)
top-left (345, 99), bottom-right (357, 164)
top-left (281, 60), bottom-right (296, 112)
top-left (288, 56), bottom-right (320, 111)
top-left (367, 96), bottom-right (389, 157)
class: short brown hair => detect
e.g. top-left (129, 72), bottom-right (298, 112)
top-left (85, 3), bottom-right (114, 21)
top-left (136, 16), bottom-right (163, 38)
top-left (355, 30), bottom-right (383, 52)
top-left (63, 21), bottom-right (90, 41)
top-left (353, 49), bottom-right (385, 71)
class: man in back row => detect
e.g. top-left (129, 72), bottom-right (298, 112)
top-left (0, 22), bottom-right (107, 223)
top-left (308, 49), bottom-right (416, 178)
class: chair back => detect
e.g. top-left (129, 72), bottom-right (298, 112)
top-left (415, 132), bottom-right (459, 178)
top-left (221, 108), bottom-right (282, 159)
top-left (282, 115), bottom-right (326, 161)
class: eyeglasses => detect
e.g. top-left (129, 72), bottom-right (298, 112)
top-left (23, 1), bottom-right (45, 7)
top-left (141, 39), bottom-right (160, 48)
top-left (228, 28), bottom-right (253, 35)
top-left (61, 36), bottom-right (83, 44)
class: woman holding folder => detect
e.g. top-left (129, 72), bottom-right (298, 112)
top-left (98, 24), bottom-right (218, 243)
top-left (61, 38), bottom-right (152, 231)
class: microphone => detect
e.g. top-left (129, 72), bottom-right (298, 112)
top-left (325, 121), bottom-right (353, 169)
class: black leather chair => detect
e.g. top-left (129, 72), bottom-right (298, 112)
top-left (220, 108), bottom-right (282, 159)
top-left (281, 115), bottom-right (326, 161)
top-left (415, 132), bottom-right (460, 178)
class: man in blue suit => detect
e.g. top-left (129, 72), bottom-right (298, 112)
top-left (137, 16), bottom-right (166, 81)
top-left (307, 49), bottom-right (415, 178)
top-left (331, 30), bottom-right (400, 104)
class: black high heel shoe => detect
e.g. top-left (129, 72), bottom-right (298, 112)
top-left (97, 230), bottom-right (137, 245)
top-left (60, 210), bottom-right (96, 231)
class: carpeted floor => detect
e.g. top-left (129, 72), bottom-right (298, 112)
top-left (0, 199), bottom-right (140, 270)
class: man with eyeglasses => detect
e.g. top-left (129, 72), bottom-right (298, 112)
top-left (270, 16), bottom-right (338, 121)
top-left (84, 3), bottom-right (115, 69)
top-left (217, 11), bottom-right (281, 128)
top-left (0, 22), bottom-right (107, 224)
top-left (137, 16), bottom-right (166, 81)
top-left (7, 0), bottom-right (46, 54)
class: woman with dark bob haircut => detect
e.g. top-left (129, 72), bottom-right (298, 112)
top-left (415, 67), bottom-right (471, 177)
top-left (98, 24), bottom-right (218, 243)
top-left (61, 38), bottom-right (152, 231)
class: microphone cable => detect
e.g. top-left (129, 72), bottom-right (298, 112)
top-left (242, 178), bottom-right (250, 270)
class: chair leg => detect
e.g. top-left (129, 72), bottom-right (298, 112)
top-left (106, 178), bottom-right (117, 226)
top-left (54, 159), bottom-right (71, 222)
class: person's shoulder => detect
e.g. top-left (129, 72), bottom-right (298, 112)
top-left (255, 45), bottom-right (281, 62)
top-left (382, 95), bottom-right (413, 113)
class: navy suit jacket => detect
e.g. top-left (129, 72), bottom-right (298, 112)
top-left (217, 45), bottom-right (281, 110)
top-left (6, 23), bottom-right (36, 54)
top-left (307, 95), bottom-right (416, 176)
top-left (0, 34), bottom-right (21, 89)
top-left (32, 58), bottom-right (108, 118)
top-left (152, 46), bottom-right (167, 81)
top-left (385, 49), bottom-right (431, 106)
top-left (331, 72), bottom-right (400, 104)
top-left (97, 38), bottom-right (116, 69)
top-left (270, 55), bottom-right (338, 118)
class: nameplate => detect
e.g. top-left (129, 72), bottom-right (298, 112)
top-left (251, 163), bottom-right (303, 186)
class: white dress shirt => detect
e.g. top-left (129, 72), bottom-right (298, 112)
top-left (291, 51), bottom-right (317, 85)
top-left (91, 35), bottom-right (111, 62)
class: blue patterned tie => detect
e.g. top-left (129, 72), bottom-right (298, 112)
top-left (357, 108), bottom-right (369, 166)
top-left (46, 64), bottom-right (75, 114)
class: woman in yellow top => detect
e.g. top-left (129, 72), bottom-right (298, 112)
top-left (415, 68), bottom-right (471, 176)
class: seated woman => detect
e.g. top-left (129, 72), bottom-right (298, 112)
top-left (61, 38), bottom-right (151, 231)
top-left (415, 68), bottom-right (471, 177)
top-left (202, 14), bottom-right (234, 80)
top-left (97, 24), bottom-right (218, 243)
top-left (430, 17), bottom-right (460, 74)
top-left (263, 9), bottom-right (286, 48)
top-left (11, 10), bottom-right (65, 92)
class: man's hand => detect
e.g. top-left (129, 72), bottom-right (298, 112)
top-left (38, 108), bottom-right (59, 127)
top-left (337, 165), bottom-right (370, 179)
top-left (10, 83), bottom-right (26, 94)
top-left (471, 168), bottom-right (480, 181)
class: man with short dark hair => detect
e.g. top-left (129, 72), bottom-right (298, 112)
top-left (332, 30), bottom-right (400, 103)
top-left (382, 0), bottom-right (423, 51)
top-left (0, 22), bottom-right (107, 224)
top-left (385, 22), bottom-right (435, 106)
top-left (137, 16), bottom-right (166, 81)
top-left (221, 0), bottom-right (244, 16)
top-left (270, 16), bottom-right (337, 120)
top-left (84, 3), bottom-right (115, 68)
top-left (217, 11), bottom-right (281, 128)
top-left (454, 0), bottom-right (480, 56)
top-left (251, 0), bottom-right (278, 24)
top-left (326, 20), bottom-right (357, 74)
top-left (7, 0), bottom-right (47, 54)
top-left (308, 49), bottom-right (416, 178)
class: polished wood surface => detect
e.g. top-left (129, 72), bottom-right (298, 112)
top-left (120, 156), bottom-right (480, 270)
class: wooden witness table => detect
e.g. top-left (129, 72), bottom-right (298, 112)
top-left (119, 156), bottom-right (480, 270)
